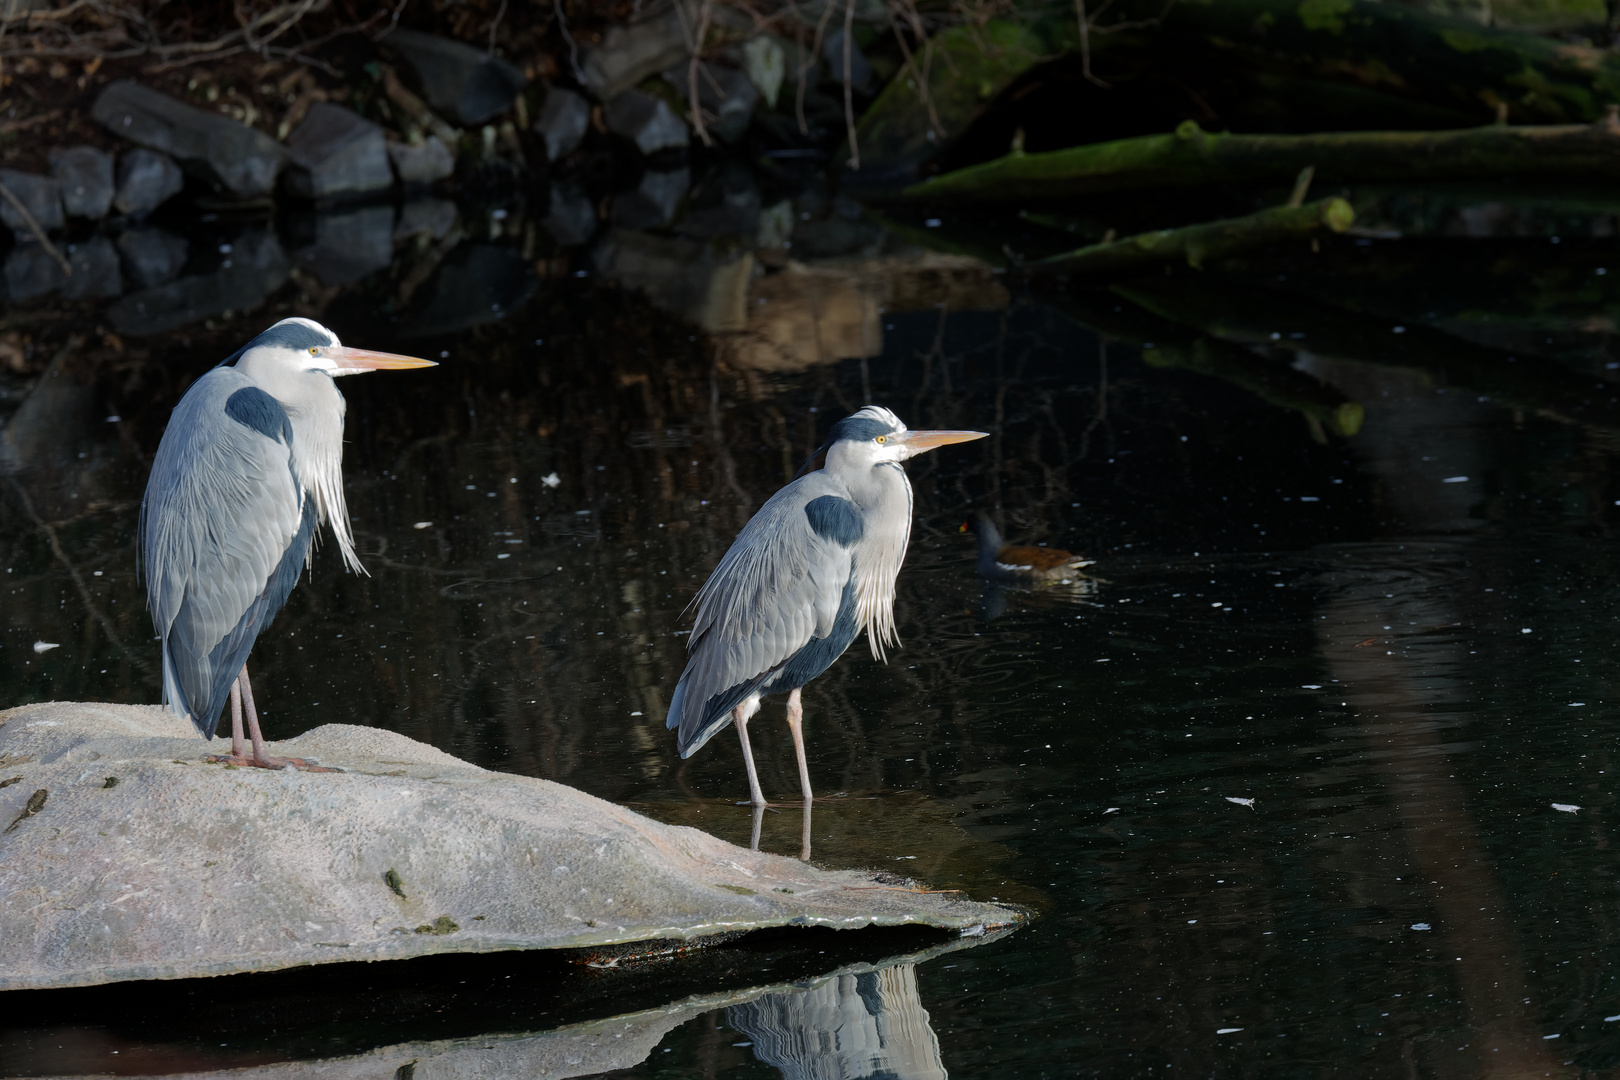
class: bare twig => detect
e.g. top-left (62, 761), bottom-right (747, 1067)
top-left (888, 0), bottom-right (942, 138)
top-left (687, 0), bottom-right (715, 147)
top-left (1288, 165), bottom-right (1315, 208)
top-left (797, 0), bottom-right (838, 137)
top-left (842, 0), bottom-right (858, 168)
top-left (1076, 0), bottom-right (1108, 88)
top-left (485, 0), bottom-right (507, 55)
top-left (552, 0), bottom-right (585, 84)
top-left (0, 178), bottom-right (70, 278)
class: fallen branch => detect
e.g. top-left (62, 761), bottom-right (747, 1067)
top-left (1027, 197), bottom-right (1353, 278)
top-left (913, 112), bottom-right (1620, 202)
top-left (0, 178), bottom-right (70, 277)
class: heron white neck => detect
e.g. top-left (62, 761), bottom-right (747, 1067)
top-left (236, 355), bottom-right (364, 576)
top-left (843, 460), bottom-right (913, 661)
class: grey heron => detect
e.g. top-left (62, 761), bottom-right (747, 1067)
top-left (140, 317), bottom-right (434, 769)
top-left (667, 406), bottom-right (987, 811)
top-left (962, 512), bottom-right (1095, 582)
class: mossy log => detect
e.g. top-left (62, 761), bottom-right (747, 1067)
top-left (1044, 288), bottom-right (1364, 438)
top-left (848, 17), bottom-right (1080, 185)
top-left (910, 115), bottom-right (1620, 202)
top-left (1113, 277), bottom-right (1620, 429)
top-left (1028, 197), bottom-right (1354, 277)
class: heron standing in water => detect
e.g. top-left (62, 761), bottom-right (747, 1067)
top-left (140, 317), bottom-right (434, 768)
top-left (667, 406), bottom-right (986, 818)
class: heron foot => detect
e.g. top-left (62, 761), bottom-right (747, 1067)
top-left (204, 754), bottom-right (340, 773)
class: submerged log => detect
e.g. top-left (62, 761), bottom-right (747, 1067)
top-left (1028, 197), bottom-right (1354, 277)
top-left (1113, 277), bottom-right (1620, 430)
top-left (911, 114), bottom-right (1620, 202)
top-left (1044, 287), bottom-right (1364, 438)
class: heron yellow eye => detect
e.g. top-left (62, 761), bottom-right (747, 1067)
top-left (875, 435), bottom-right (887, 444)
top-left (308, 346), bottom-right (319, 356)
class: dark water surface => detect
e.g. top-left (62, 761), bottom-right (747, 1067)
top-left (5, 193), bottom-right (1620, 1077)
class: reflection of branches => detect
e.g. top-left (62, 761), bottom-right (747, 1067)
top-left (7, 479), bottom-right (154, 678)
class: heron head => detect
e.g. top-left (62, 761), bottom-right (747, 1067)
top-left (806, 406), bottom-right (987, 476)
top-left (223, 317), bottom-right (436, 380)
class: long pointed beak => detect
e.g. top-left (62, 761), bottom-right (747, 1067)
top-left (897, 429), bottom-right (989, 452)
top-left (327, 346), bottom-right (437, 374)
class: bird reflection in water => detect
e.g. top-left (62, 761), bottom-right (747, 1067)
top-left (728, 962), bottom-right (947, 1080)
top-left (667, 406), bottom-right (986, 859)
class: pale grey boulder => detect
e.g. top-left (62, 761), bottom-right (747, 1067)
top-left (48, 146), bottom-right (115, 219)
top-left (536, 85), bottom-right (590, 161)
top-left (0, 701), bottom-right (1020, 992)
top-left (386, 135), bottom-right (456, 186)
top-left (583, 9), bottom-right (690, 101)
top-left (381, 28), bottom-right (525, 126)
top-left (92, 80), bottom-right (286, 198)
top-left (605, 90), bottom-right (688, 156)
top-left (113, 147), bottom-right (185, 216)
top-left (116, 227), bottom-right (189, 288)
top-left (0, 168), bottom-right (63, 235)
top-left (284, 102), bottom-right (393, 201)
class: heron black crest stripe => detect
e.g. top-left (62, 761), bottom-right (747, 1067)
top-left (827, 414), bottom-right (896, 443)
top-left (219, 320), bottom-right (333, 367)
top-left (804, 495), bottom-right (863, 546)
top-left (223, 387), bottom-right (293, 445)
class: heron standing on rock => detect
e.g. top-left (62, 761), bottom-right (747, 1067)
top-left (140, 317), bottom-right (434, 769)
top-left (667, 406), bottom-right (987, 811)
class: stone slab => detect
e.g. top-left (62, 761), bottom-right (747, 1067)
top-left (48, 145), bottom-right (115, 219)
top-left (0, 168), bottom-right (64, 234)
top-left (284, 102), bottom-right (393, 200)
top-left (0, 702), bottom-right (1021, 991)
top-left (605, 89), bottom-right (689, 156)
top-left (386, 135), bottom-right (455, 185)
top-left (382, 28), bottom-right (525, 127)
top-left (583, 9), bottom-right (690, 101)
top-left (113, 147), bottom-right (185, 217)
top-left (536, 85), bottom-right (590, 161)
top-left (92, 80), bottom-right (286, 198)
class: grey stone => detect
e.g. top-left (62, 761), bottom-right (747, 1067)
top-left (822, 28), bottom-right (877, 95)
top-left (593, 229), bottom-right (751, 333)
top-left (612, 168), bottom-right (690, 230)
top-left (91, 80), bottom-right (286, 198)
top-left (398, 243), bottom-right (537, 337)
top-left (535, 85), bottom-right (590, 161)
top-left (106, 228), bottom-right (289, 336)
top-left (0, 169), bottom-right (63, 235)
top-left (583, 9), bottom-right (690, 101)
top-left (113, 148), bottom-right (185, 217)
top-left (543, 182), bottom-right (598, 247)
top-left (605, 90), bottom-right (689, 156)
top-left (386, 135), bottom-right (455, 186)
top-left (395, 198), bottom-right (458, 242)
top-left (291, 205), bottom-right (395, 286)
top-left (381, 28), bottom-right (525, 127)
top-left (681, 162), bottom-right (761, 239)
top-left (1, 243), bottom-right (66, 302)
top-left (663, 64), bottom-right (758, 144)
top-left (116, 227), bottom-right (189, 288)
top-left (58, 236), bottom-right (122, 300)
top-left (284, 102), bottom-right (393, 201)
top-left (0, 701), bottom-right (1018, 991)
top-left (47, 146), bottom-right (114, 219)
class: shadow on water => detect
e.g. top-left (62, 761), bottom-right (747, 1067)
top-left (8, 171), bottom-right (1620, 1075)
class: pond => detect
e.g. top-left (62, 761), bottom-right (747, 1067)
top-left (3, 180), bottom-right (1620, 1077)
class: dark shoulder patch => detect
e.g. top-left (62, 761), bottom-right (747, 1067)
top-left (224, 387), bottom-right (292, 445)
top-left (804, 495), bottom-right (863, 547)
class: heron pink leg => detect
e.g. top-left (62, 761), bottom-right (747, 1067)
top-left (785, 688), bottom-right (813, 806)
top-left (733, 704), bottom-right (768, 808)
top-left (206, 665), bottom-right (336, 771)
top-left (229, 678), bottom-right (246, 760)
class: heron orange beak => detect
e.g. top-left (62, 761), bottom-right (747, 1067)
top-left (326, 346), bottom-right (437, 374)
top-left (897, 429), bottom-right (989, 452)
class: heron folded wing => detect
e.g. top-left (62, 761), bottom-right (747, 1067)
top-left (141, 370), bottom-right (308, 735)
top-left (668, 479), bottom-right (858, 756)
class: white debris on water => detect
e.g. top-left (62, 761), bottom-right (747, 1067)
top-left (1552, 803), bottom-right (1581, 813)
top-left (32, 642), bottom-right (59, 654)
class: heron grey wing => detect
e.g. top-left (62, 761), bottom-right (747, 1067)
top-left (141, 372), bottom-right (305, 731)
top-left (670, 477), bottom-right (856, 755)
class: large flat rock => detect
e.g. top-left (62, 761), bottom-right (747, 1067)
top-left (0, 702), bottom-right (1021, 991)
top-left (92, 80), bottom-right (286, 198)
